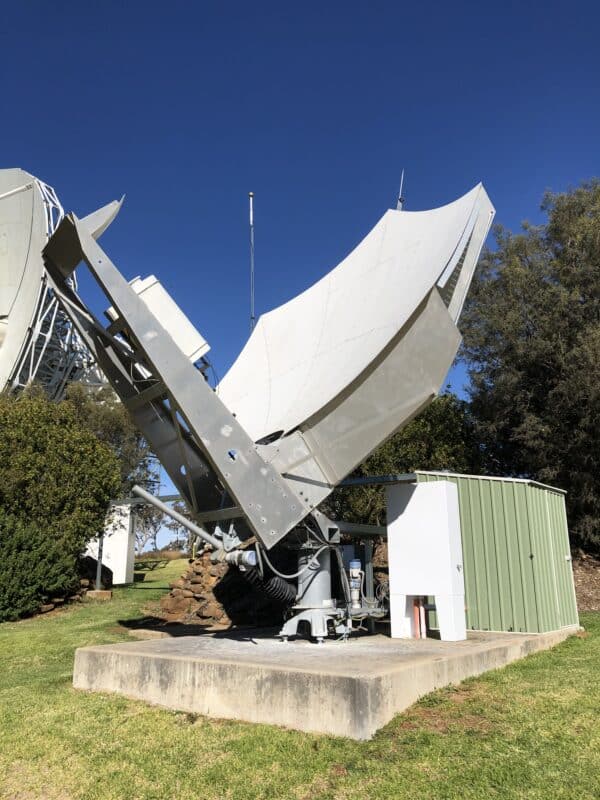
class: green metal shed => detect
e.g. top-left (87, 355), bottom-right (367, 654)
top-left (406, 472), bottom-right (579, 633)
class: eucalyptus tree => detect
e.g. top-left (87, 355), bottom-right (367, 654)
top-left (461, 180), bottom-right (600, 551)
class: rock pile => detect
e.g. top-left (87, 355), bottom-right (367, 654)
top-left (160, 550), bottom-right (230, 626)
top-left (37, 578), bottom-right (91, 614)
top-left (160, 547), bottom-right (296, 628)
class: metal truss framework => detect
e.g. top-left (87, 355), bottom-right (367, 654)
top-left (7, 179), bottom-right (99, 399)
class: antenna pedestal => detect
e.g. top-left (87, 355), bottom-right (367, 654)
top-left (279, 546), bottom-right (346, 643)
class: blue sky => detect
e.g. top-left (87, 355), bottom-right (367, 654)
top-left (2, 1), bottom-right (599, 507)
top-left (3, 1), bottom-right (598, 374)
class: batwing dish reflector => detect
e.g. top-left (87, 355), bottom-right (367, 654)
top-left (219, 184), bottom-right (495, 511)
top-left (218, 184), bottom-right (493, 442)
top-left (0, 169), bottom-right (97, 398)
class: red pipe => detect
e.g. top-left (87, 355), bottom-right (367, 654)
top-left (413, 598), bottom-right (421, 638)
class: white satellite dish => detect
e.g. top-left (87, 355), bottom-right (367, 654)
top-left (218, 183), bottom-right (494, 442)
top-left (40, 175), bottom-right (495, 641)
top-left (0, 169), bottom-right (97, 397)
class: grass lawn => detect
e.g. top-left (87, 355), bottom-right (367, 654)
top-left (0, 558), bottom-right (598, 800)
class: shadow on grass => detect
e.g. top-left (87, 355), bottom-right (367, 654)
top-left (126, 585), bottom-right (173, 591)
top-left (116, 614), bottom-right (280, 642)
top-left (115, 614), bottom-right (390, 642)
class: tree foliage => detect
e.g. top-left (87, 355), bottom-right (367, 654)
top-left (461, 180), bottom-right (600, 552)
top-left (162, 499), bottom-right (194, 554)
top-left (0, 393), bottom-right (120, 620)
top-left (323, 393), bottom-right (478, 525)
top-left (64, 383), bottom-right (157, 496)
top-left (64, 384), bottom-right (163, 552)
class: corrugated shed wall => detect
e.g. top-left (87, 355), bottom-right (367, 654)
top-left (415, 473), bottom-right (578, 633)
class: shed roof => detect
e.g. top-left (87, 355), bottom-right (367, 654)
top-left (340, 470), bottom-right (566, 494)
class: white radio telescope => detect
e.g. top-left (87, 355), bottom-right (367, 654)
top-left (0, 169), bottom-right (97, 398)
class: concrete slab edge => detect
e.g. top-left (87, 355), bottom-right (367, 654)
top-left (73, 625), bottom-right (579, 740)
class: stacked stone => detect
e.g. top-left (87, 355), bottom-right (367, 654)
top-left (160, 546), bottom-right (297, 628)
top-left (38, 578), bottom-right (90, 614)
top-left (160, 550), bottom-right (230, 626)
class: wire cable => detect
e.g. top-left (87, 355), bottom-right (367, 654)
top-left (302, 516), bottom-right (331, 547)
top-left (360, 570), bottom-right (380, 607)
top-left (254, 540), bottom-right (264, 580)
top-left (259, 544), bottom-right (329, 580)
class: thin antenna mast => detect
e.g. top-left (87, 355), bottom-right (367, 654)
top-left (249, 191), bottom-right (256, 331)
top-left (396, 169), bottom-right (405, 210)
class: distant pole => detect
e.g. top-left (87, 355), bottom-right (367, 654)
top-left (95, 533), bottom-right (104, 590)
top-left (396, 169), bottom-right (405, 210)
top-left (249, 192), bottom-right (255, 331)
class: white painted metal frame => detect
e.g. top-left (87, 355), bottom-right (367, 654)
top-left (0, 170), bottom-right (98, 398)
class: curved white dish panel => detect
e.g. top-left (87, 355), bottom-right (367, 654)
top-left (218, 184), bottom-right (494, 442)
top-left (0, 169), bottom-right (48, 393)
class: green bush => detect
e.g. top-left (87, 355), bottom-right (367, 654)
top-left (0, 393), bottom-right (120, 621)
top-left (0, 512), bottom-right (77, 621)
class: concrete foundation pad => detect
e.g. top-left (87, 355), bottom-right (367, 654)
top-left (73, 626), bottom-right (578, 739)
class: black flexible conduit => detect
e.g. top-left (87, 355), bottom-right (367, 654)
top-left (241, 566), bottom-right (296, 606)
top-left (334, 545), bottom-right (353, 619)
